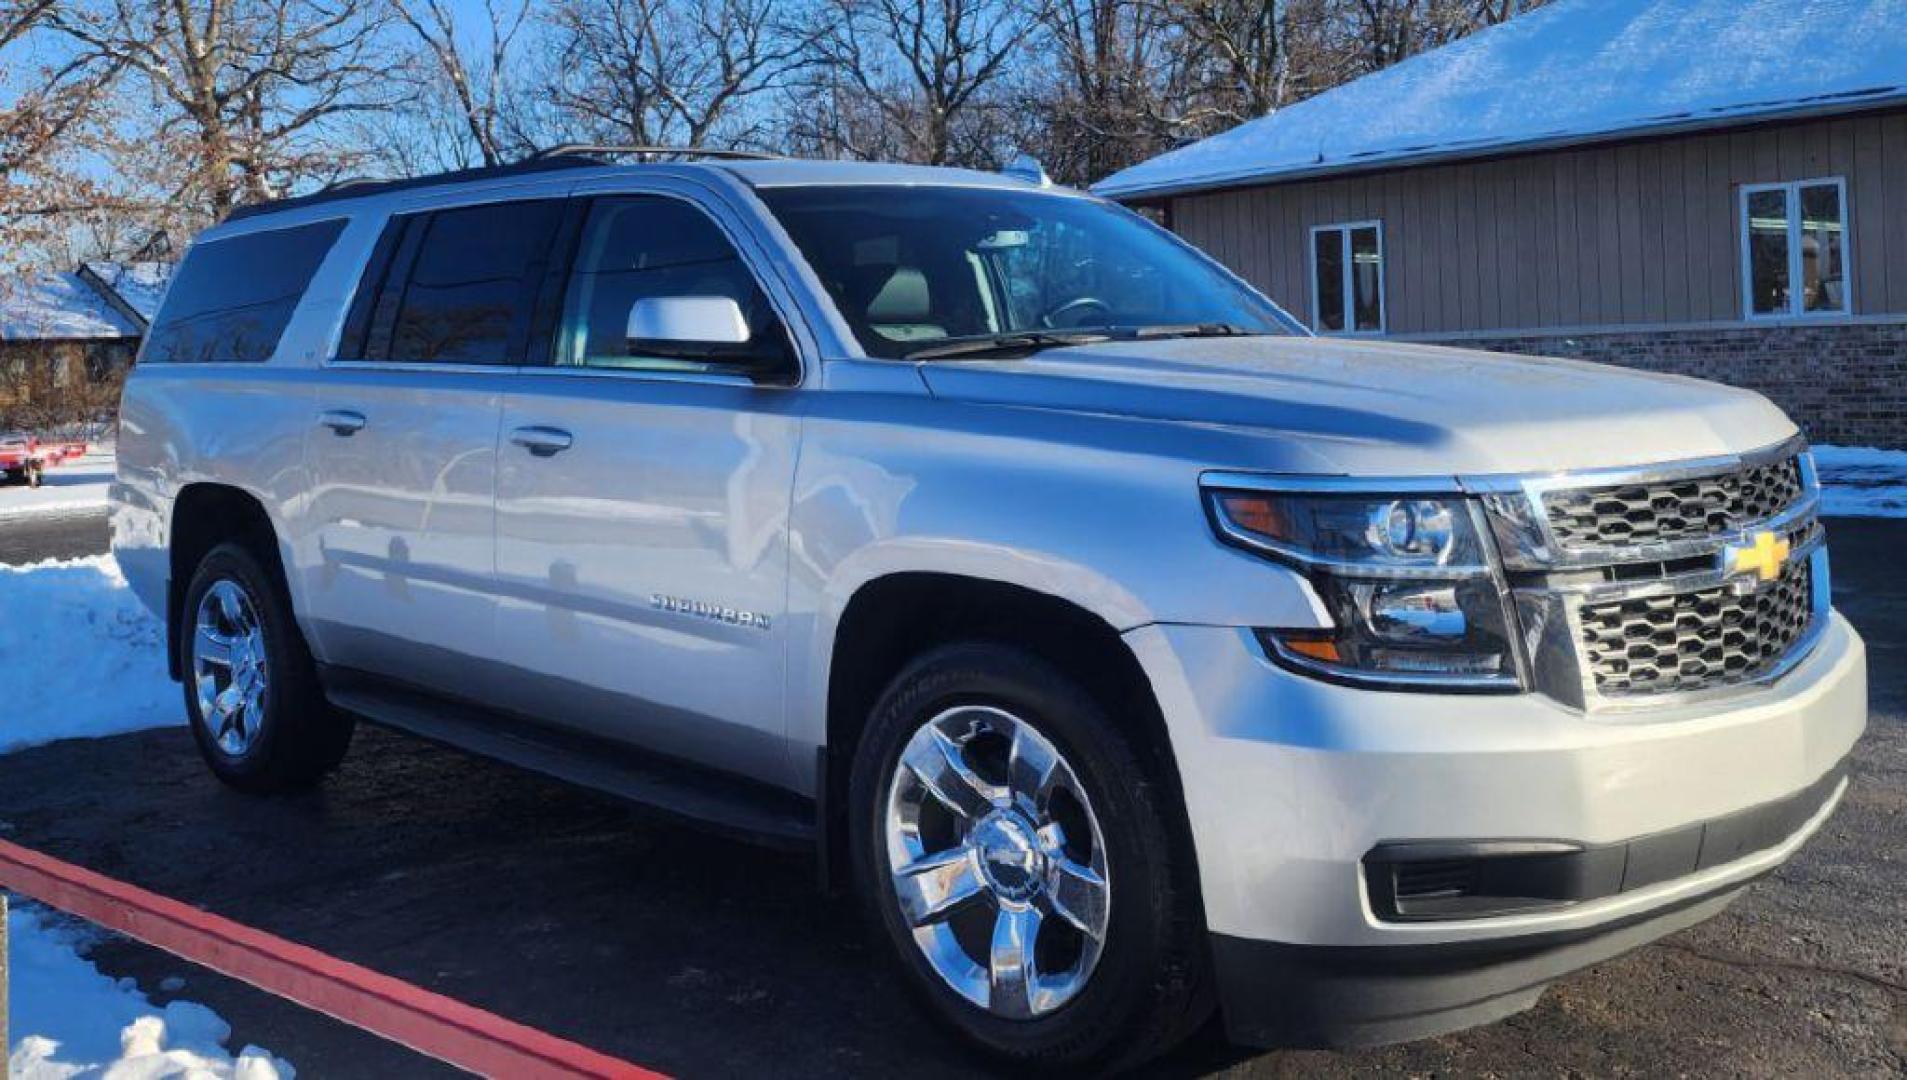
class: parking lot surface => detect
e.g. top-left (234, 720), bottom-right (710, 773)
top-left (0, 519), bottom-right (1900, 1077)
top-left (0, 507), bottom-right (107, 563)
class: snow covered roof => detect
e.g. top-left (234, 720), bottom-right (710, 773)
top-left (0, 272), bottom-right (142, 342)
top-left (81, 261), bottom-right (175, 322)
top-left (1095, 0), bottom-right (1907, 200)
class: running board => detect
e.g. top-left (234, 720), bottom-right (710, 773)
top-left (321, 668), bottom-right (816, 850)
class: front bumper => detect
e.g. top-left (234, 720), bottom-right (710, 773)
top-left (1124, 610), bottom-right (1866, 1045)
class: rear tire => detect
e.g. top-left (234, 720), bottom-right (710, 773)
top-left (179, 540), bottom-right (354, 792)
top-left (849, 643), bottom-right (1211, 1072)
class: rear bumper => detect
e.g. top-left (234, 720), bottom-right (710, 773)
top-left (1124, 610), bottom-right (1866, 1045)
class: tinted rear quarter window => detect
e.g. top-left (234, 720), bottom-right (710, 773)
top-left (145, 219), bottom-right (345, 362)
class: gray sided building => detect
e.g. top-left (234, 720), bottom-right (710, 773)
top-left (1097, 0), bottom-right (1907, 448)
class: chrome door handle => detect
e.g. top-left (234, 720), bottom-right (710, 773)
top-left (319, 409), bottom-right (366, 436)
top-left (510, 426), bottom-right (573, 457)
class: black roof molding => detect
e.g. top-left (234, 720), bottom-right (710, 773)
top-left (220, 154), bottom-right (604, 223)
top-left (222, 144), bottom-right (785, 224)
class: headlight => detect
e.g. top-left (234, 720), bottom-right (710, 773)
top-left (1207, 486), bottom-right (1523, 690)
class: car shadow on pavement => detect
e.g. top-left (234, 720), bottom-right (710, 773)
top-left (0, 724), bottom-right (985, 1077)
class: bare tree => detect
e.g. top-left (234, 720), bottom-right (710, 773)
top-left (1013, 0), bottom-right (1186, 184)
top-left (1170, 0), bottom-right (1291, 125)
top-left (539, 0), bottom-right (812, 150)
top-left (0, 2), bottom-right (122, 189)
top-left (1337, 0), bottom-right (1545, 74)
top-left (46, 0), bottom-right (398, 214)
top-left (387, 0), bottom-right (532, 167)
top-left (793, 0), bottom-right (1033, 166)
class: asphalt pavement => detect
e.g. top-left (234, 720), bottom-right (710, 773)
top-left (0, 519), bottom-right (1900, 1077)
top-left (0, 508), bottom-right (108, 564)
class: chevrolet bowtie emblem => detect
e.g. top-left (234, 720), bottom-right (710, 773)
top-left (1726, 530), bottom-right (1790, 583)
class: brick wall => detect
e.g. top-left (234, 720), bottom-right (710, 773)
top-left (1443, 320), bottom-right (1907, 449)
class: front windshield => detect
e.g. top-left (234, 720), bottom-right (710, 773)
top-left (758, 185), bottom-right (1298, 359)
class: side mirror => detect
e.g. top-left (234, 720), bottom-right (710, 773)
top-left (624, 295), bottom-right (793, 382)
top-left (621, 293), bottom-right (793, 383)
top-left (626, 295), bottom-right (751, 348)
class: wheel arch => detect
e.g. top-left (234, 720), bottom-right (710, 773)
top-left (818, 571), bottom-right (1198, 895)
top-left (166, 483), bottom-right (292, 681)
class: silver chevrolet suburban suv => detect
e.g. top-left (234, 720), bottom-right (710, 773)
top-left (112, 148), bottom-right (1867, 1070)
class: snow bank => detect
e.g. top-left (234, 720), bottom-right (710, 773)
top-left (0, 446), bottom-right (114, 523)
top-left (0, 560), bottom-right (289, 1077)
top-left (1814, 444), bottom-right (1907, 518)
top-left (7, 904), bottom-right (292, 1080)
top-left (0, 555), bottom-right (176, 754)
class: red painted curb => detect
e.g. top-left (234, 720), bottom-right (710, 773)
top-left (0, 838), bottom-right (664, 1079)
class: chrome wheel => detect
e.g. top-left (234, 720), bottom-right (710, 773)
top-left (191, 579), bottom-right (269, 757)
top-left (884, 705), bottom-right (1111, 1020)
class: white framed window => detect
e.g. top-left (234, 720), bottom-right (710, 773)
top-left (1309, 221), bottom-right (1385, 334)
top-left (1739, 178), bottom-right (1851, 319)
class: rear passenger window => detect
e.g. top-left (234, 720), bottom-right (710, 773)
top-left (145, 219), bottom-right (344, 362)
top-left (347, 199), bottom-right (562, 365)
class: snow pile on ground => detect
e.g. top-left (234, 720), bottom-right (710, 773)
top-left (0, 445), bottom-right (114, 522)
top-left (1815, 444), bottom-right (1907, 518)
top-left (0, 555), bottom-right (176, 754)
top-left (0, 559), bottom-right (287, 1077)
top-left (7, 903), bottom-right (292, 1080)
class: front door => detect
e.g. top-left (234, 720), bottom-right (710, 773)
top-left (491, 193), bottom-right (804, 786)
top-left (301, 194), bottom-right (566, 693)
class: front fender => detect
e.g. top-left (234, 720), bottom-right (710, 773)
top-left (783, 393), bottom-right (1330, 772)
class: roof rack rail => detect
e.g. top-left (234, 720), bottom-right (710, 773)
top-left (222, 155), bottom-right (603, 223)
top-left (318, 176), bottom-right (385, 195)
top-left (530, 143), bottom-right (781, 162)
top-left (222, 145), bottom-right (777, 225)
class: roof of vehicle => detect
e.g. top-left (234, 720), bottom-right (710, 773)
top-left (219, 154), bottom-right (1064, 226)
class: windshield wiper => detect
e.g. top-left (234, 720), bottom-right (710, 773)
top-left (1128, 322), bottom-right (1256, 340)
top-left (905, 330), bottom-right (1112, 360)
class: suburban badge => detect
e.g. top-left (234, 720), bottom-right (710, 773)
top-left (650, 593), bottom-right (772, 631)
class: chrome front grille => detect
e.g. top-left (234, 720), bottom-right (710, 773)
top-left (1578, 553), bottom-right (1815, 697)
top-left (1478, 436), bottom-right (1828, 710)
top-left (1544, 455), bottom-right (1804, 551)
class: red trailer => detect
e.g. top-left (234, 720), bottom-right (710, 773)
top-left (0, 433), bottom-right (87, 488)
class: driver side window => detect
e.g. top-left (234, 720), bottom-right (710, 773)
top-left (556, 196), bottom-right (793, 374)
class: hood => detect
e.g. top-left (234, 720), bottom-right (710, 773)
top-left (915, 336), bottom-right (1798, 476)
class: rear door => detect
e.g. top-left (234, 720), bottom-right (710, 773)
top-left (300, 192), bottom-right (565, 693)
top-left (489, 190), bottom-right (806, 786)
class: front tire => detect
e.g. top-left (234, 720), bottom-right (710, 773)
top-left (179, 541), bottom-right (354, 792)
top-left (850, 643), bottom-right (1210, 1071)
